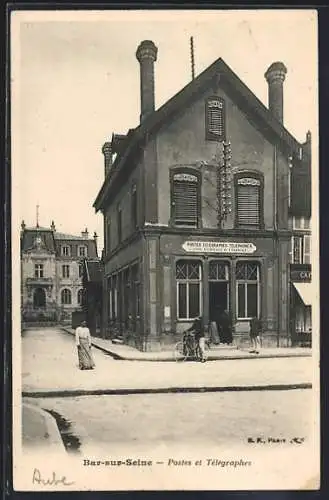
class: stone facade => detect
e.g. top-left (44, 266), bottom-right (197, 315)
top-left (94, 41), bottom-right (311, 351)
top-left (21, 223), bottom-right (98, 325)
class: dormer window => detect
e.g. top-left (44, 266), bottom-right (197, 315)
top-left (61, 245), bottom-right (71, 257)
top-left (205, 97), bottom-right (225, 141)
top-left (78, 245), bottom-right (87, 257)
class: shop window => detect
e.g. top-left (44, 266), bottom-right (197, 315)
top-left (34, 264), bottom-right (44, 278)
top-left (171, 170), bottom-right (200, 227)
top-left (62, 265), bottom-right (70, 278)
top-left (205, 96), bottom-right (225, 141)
top-left (236, 262), bottom-right (260, 319)
top-left (176, 260), bottom-right (202, 319)
top-left (235, 174), bottom-right (263, 229)
top-left (61, 245), bottom-right (71, 257)
top-left (61, 288), bottom-right (72, 305)
top-left (77, 289), bottom-right (83, 305)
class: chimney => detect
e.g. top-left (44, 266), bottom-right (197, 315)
top-left (21, 220), bottom-right (26, 231)
top-left (50, 220), bottom-right (56, 231)
top-left (102, 142), bottom-right (112, 177)
top-left (81, 228), bottom-right (89, 239)
top-left (136, 40), bottom-right (158, 122)
top-left (264, 62), bottom-right (287, 123)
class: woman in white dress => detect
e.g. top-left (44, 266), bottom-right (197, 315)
top-left (75, 321), bottom-right (95, 370)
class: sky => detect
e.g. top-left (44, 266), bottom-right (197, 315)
top-left (11, 9), bottom-right (317, 253)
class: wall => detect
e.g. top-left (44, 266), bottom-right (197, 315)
top-left (104, 161), bottom-right (143, 253)
top-left (156, 84), bottom-right (277, 230)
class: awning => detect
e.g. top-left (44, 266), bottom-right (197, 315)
top-left (292, 282), bottom-right (313, 306)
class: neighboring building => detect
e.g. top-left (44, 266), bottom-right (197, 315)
top-left (80, 258), bottom-right (104, 335)
top-left (94, 40), bottom-right (312, 351)
top-left (21, 222), bottom-right (99, 324)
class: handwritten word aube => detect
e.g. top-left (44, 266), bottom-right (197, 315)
top-left (32, 468), bottom-right (74, 486)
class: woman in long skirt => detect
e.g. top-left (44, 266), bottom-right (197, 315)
top-left (75, 321), bottom-right (95, 370)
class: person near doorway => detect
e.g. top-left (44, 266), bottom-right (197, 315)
top-left (75, 320), bottom-right (95, 370)
top-left (209, 305), bottom-right (221, 344)
top-left (220, 309), bottom-right (233, 344)
top-left (249, 316), bottom-right (262, 354)
top-left (186, 316), bottom-right (206, 362)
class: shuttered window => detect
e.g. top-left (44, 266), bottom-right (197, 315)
top-left (172, 172), bottom-right (199, 226)
top-left (236, 177), bottom-right (261, 228)
top-left (206, 97), bottom-right (225, 141)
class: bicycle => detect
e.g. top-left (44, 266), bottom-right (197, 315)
top-left (174, 331), bottom-right (210, 362)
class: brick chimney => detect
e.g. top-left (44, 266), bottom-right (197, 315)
top-left (264, 62), bottom-right (287, 123)
top-left (81, 228), bottom-right (89, 239)
top-left (136, 40), bottom-right (158, 122)
top-left (102, 142), bottom-right (112, 177)
top-left (50, 220), bottom-right (56, 231)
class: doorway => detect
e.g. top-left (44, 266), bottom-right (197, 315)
top-left (33, 287), bottom-right (46, 308)
top-left (209, 281), bottom-right (229, 321)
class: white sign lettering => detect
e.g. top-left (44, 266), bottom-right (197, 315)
top-left (182, 241), bottom-right (257, 254)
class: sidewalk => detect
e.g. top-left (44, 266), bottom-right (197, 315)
top-left (22, 402), bottom-right (66, 453)
top-left (21, 327), bottom-right (313, 397)
top-left (62, 327), bottom-right (312, 362)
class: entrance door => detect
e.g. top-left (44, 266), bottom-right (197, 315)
top-left (33, 287), bottom-right (46, 308)
top-left (209, 282), bottom-right (228, 321)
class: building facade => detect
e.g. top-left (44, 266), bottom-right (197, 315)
top-left (94, 41), bottom-right (312, 351)
top-left (21, 222), bottom-right (99, 324)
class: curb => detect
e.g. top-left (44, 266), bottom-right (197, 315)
top-left (61, 328), bottom-right (312, 362)
top-left (23, 402), bottom-right (66, 452)
top-left (22, 382), bottom-right (312, 398)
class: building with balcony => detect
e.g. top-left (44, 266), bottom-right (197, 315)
top-left (94, 41), bottom-right (312, 351)
top-left (20, 222), bottom-right (99, 324)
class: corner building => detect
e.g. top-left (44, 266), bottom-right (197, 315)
top-left (94, 41), bottom-right (311, 351)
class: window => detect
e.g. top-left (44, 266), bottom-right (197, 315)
top-left (117, 206), bottom-right (122, 243)
top-left (34, 264), bottom-right (44, 278)
top-left (62, 265), bottom-right (70, 278)
top-left (236, 262), bottom-right (260, 319)
top-left (235, 175), bottom-right (263, 228)
top-left (291, 235), bottom-right (311, 264)
top-left (61, 246), bottom-right (71, 257)
top-left (293, 216), bottom-right (311, 230)
top-left (205, 97), bottom-right (225, 141)
top-left (79, 263), bottom-right (84, 278)
top-left (61, 288), bottom-right (72, 305)
top-left (78, 246), bottom-right (87, 257)
top-left (77, 289), bottom-right (84, 306)
top-left (132, 184), bottom-right (138, 230)
top-left (106, 219), bottom-right (111, 254)
top-left (176, 260), bottom-right (202, 319)
top-left (171, 171), bottom-right (200, 227)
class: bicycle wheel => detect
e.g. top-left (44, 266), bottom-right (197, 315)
top-left (174, 341), bottom-right (188, 362)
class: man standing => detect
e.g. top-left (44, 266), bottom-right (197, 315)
top-left (186, 316), bottom-right (206, 362)
top-left (220, 309), bottom-right (233, 344)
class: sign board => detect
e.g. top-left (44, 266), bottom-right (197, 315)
top-left (290, 264), bottom-right (312, 282)
top-left (182, 241), bottom-right (256, 254)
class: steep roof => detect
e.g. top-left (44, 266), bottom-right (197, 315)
top-left (21, 229), bottom-right (56, 253)
top-left (54, 232), bottom-right (89, 241)
top-left (94, 56), bottom-right (303, 212)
